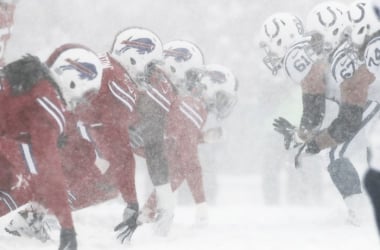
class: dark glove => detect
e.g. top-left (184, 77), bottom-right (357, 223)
top-left (58, 228), bottom-right (77, 250)
top-left (273, 117), bottom-right (301, 150)
top-left (114, 203), bottom-right (139, 244)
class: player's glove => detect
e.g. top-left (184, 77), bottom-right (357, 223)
top-left (114, 203), bottom-right (140, 244)
top-left (58, 228), bottom-right (77, 250)
top-left (273, 117), bottom-right (302, 150)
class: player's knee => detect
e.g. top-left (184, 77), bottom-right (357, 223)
top-left (327, 158), bottom-right (361, 198)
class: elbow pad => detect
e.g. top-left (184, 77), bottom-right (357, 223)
top-left (327, 103), bottom-right (363, 144)
top-left (300, 93), bottom-right (325, 132)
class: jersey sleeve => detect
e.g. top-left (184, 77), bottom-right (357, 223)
top-left (27, 87), bottom-right (74, 229)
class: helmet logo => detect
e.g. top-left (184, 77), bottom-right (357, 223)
top-left (317, 7), bottom-right (337, 27)
top-left (264, 19), bottom-right (280, 38)
top-left (59, 58), bottom-right (98, 80)
top-left (207, 71), bottom-right (226, 84)
top-left (348, 3), bottom-right (365, 24)
top-left (119, 37), bottom-right (155, 55)
top-left (164, 48), bottom-right (192, 62)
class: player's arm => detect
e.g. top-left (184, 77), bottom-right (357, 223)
top-left (307, 65), bottom-right (375, 152)
top-left (29, 92), bottom-right (74, 230)
top-left (298, 61), bottom-right (326, 141)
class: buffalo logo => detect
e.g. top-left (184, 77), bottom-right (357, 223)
top-left (164, 48), bottom-right (192, 62)
top-left (207, 70), bottom-right (226, 84)
top-left (59, 59), bottom-right (98, 80)
top-left (118, 37), bottom-right (155, 55)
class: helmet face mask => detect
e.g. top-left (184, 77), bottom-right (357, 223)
top-left (200, 64), bottom-right (238, 119)
top-left (48, 45), bottom-right (103, 111)
top-left (110, 27), bottom-right (163, 83)
top-left (259, 12), bottom-right (304, 75)
top-left (184, 67), bottom-right (206, 96)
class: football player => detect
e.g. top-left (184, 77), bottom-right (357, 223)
top-left (5, 36), bottom-right (147, 245)
top-left (361, 0), bottom-right (380, 236)
top-left (260, 1), bottom-right (376, 225)
top-left (0, 46), bottom-right (103, 250)
top-left (52, 35), bottom-right (145, 244)
top-left (139, 40), bottom-right (208, 224)
top-left (110, 27), bottom-right (177, 237)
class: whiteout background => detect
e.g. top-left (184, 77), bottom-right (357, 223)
top-left (0, 0), bottom-right (379, 249)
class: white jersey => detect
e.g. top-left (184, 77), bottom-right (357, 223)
top-left (284, 36), bottom-right (344, 102)
top-left (365, 35), bottom-right (380, 103)
top-left (330, 40), bottom-right (362, 86)
top-left (283, 37), bottom-right (318, 84)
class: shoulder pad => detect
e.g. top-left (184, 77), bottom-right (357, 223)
top-left (283, 39), bottom-right (317, 84)
top-left (365, 36), bottom-right (380, 79)
top-left (330, 40), bottom-right (362, 85)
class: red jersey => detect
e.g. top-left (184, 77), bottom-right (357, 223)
top-left (74, 52), bottom-right (138, 204)
top-left (60, 111), bottom-right (119, 209)
top-left (165, 94), bottom-right (208, 203)
top-left (0, 77), bottom-right (73, 228)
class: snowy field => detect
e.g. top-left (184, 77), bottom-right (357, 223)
top-left (0, 174), bottom-right (379, 250)
top-left (1, 0), bottom-right (380, 249)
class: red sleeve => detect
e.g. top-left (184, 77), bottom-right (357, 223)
top-left (28, 90), bottom-right (74, 229)
top-left (166, 96), bottom-right (207, 203)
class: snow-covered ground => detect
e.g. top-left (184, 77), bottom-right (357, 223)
top-left (0, 174), bottom-right (379, 250)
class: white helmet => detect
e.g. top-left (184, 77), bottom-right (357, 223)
top-left (306, 1), bottom-right (349, 51)
top-left (200, 64), bottom-right (238, 119)
top-left (259, 12), bottom-right (304, 75)
top-left (47, 44), bottom-right (103, 111)
top-left (163, 40), bottom-right (204, 87)
top-left (348, 1), bottom-right (380, 46)
top-left (110, 27), bottom-right (163, 81)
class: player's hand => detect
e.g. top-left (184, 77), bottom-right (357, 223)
top-left (58, 228), bottom-right (77, 250)
top-left (114, 203), bottom-right (140, 244)
top-left (273, 117), bottom-right (302, 150)
top-left (202, 127), bottom-right (223, 143)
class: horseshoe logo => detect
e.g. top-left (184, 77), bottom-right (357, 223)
top-left (317, 7), bottom-right (337, 27)
top-left (348, 3), bottom-right (365, 23)
top-left (264, 18), bottom-right (280, 38)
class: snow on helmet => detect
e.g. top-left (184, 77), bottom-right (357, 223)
top-left (306, 1), bottom-right (349, 51)
top-left (47, 44), bottom-right (103, 111)
top-left (348, 0), bottom-right (380, 46)
top-left (200, 64), bottom-right (238, 119)
top-left (259, 12), bottom-right (304, 75)
top-left (110, 27), bottom-right (163, 82)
